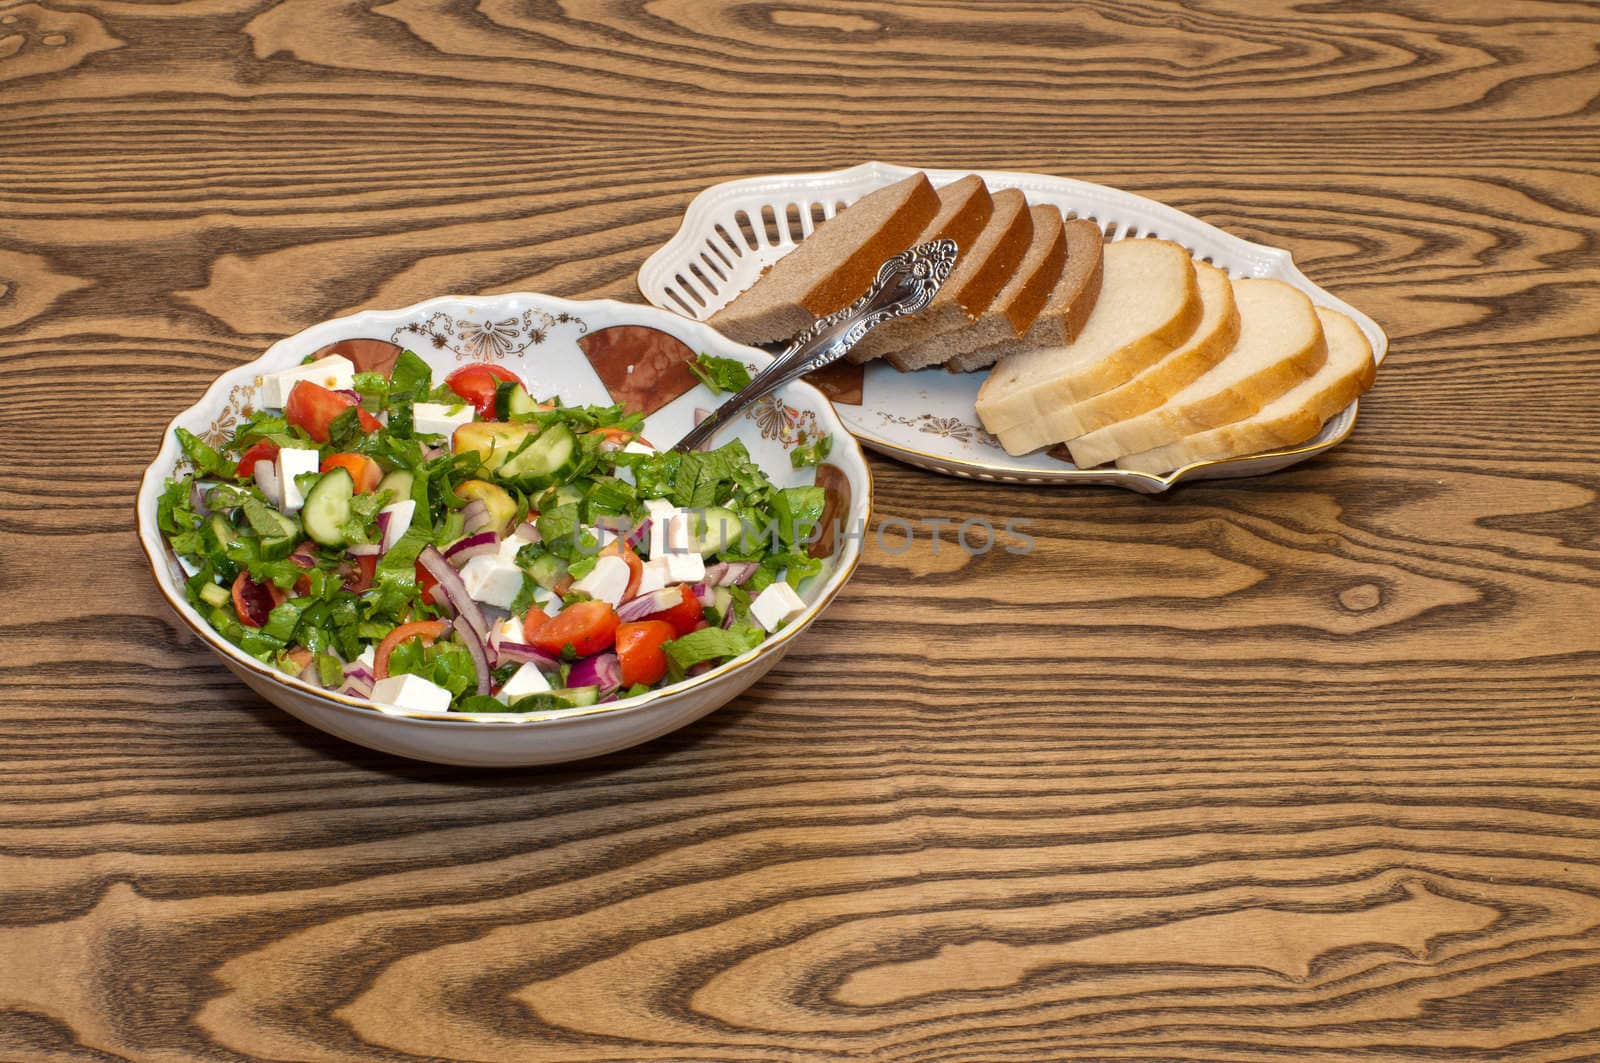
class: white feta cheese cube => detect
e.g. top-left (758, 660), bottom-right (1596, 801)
top-left (412, 401), bottom-right (475, 437)
top-left (497, 534), bottom-right (533, 562)
top-left (750, 581), bottom-right (807, 632)
top-left (663, 550), bottom-right (705, 584)
top-left (499, 662), bottom-right (553, 702)
top-left (643, 498), bottom-right (676, 558)
top-left (276, 447), bottom-right (321, 515)
top-left (622, 440), bottom-right (656, 455)
top-left (494, 614), bottom-right (526, 646)
top-left (257, 354), bottom-right (356, 409)
top-left (570, 554), bottom-right (631, 607)
top-left (635, 557), bottom-right (669, 597)
top-left (459, 554), bottom-right (526, 609)
top-left (379, 499), bottom-right (415, 552)
top-left (369, 672), bottom-right (452, 714)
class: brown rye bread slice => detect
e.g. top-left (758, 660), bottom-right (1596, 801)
top-left (706, 172), bottom-right (939, 346)
top-left (847, 188), bottom-right (1034, 365)
top-left (887, 204), bottom-right (1067, 372)
top-left (946, 218), bottom-right (1104, 372)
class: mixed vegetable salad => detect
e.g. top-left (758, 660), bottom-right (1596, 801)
top-left (157, 345), bottom-right (835, 715)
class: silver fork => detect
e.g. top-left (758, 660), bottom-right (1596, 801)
top-left (671, 238), bottom-right (958, 453)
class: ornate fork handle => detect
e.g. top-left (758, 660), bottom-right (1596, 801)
top-left (671, 239), bottom-right (958, 453)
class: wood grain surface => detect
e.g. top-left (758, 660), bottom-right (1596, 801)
top-left (4, 1), bottom-right (1600, 1059)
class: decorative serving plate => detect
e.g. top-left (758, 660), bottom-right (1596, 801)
top-left (638, 161), bottom-right (1388, 493)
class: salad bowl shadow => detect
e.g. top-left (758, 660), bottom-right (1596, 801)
top-left (137, 294), bottom-right (871, 768)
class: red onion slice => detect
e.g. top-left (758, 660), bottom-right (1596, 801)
top-left (623, 520), bottom-right (649, 550)
top-left (335, 388), bottom-right (364, 403)
top-left (340, 678), bottom-right (374, 698)
top-left (254, 460), bottom-right (283, 510)
top-left (722, 601), bottom-right (737, 628)
top-left (347, 542), bottom-right (381, 557)
top-left (451, 615), bottom-right (492, 696)
top-left (416, 545), bottom-right (490, 644)
top-left (691, 582), bottom-right (715, 609)
top-left (704, 560), bottom-right (759, 586)
top-left (513, 520), bottom-right (541, 543)
top-left (616, 587), bottom-right (684, 622)
top-left (568, 652), bottom-right (622, 695)
top-left (496, 642), bottom-right (560, 670)
top-left (460, 498), bottom-right (493, 537)
top-left (443, 531), bottom-right (500, 566)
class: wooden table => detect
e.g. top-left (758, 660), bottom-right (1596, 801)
top-left (5, 2), bottom-right (1599, 1059)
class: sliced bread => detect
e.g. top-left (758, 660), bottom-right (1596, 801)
top-left (1066, 278), bottom-right (1328, 469)
top-left (976, 238), bottom-right (1202, 455)
top-left (1116, 307), bottom-right (1376, 474)
top-left (909, 173), bottom-right (995, 265)
top-left (947, 218), bottom-right (1104, 372)
top-left (885, 205), bottom-right (1067, 372)
top-left (848, 188), bottom-right (1034, 365)
top-left (1038, 260), bottom-right (1240, 441)
top-left (707, 172), bottom-right (939, 345)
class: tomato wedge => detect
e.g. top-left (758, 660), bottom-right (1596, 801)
top-left (445, 363), bottom-right (521, 419)
top-left (340, 553), bottom-right (378, 594)
top-left (525, 600), bottom-right (619, 657)
top-left (615, 620), bottom-right (675, 687)
top-left (602, 539), bottom-right (643, 602)
top-left (373, 619), bottom-right (450, 680)
top-left (321, 452), bottom-right (383, 494)
top-left (281, 646), bottom-right (315, 677)
top-left (237, 439), bottom-right (279, 480)
top-left (414, 560), bottom-right (441, 606)
top-left (285, 381), bottom-right (382, 443)
top-left (231, 570), bottom-right (286, 628)
top-left (645, 584), bottom-right (703, 637)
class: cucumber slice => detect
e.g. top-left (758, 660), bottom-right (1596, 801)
top-left (531, 483), bottom-right (585, 513)
top-left (257, 533), bottom-right (299, 561)
top-left (302, 467), bottom-right (355, 547)
top-left (500, 423), bottom-right (579, 489)
top-left (375, 469), bottom-right (414, 506)
top-left (691, 506), bottom-right (743, 557)
top-left (554, 686), bottom-right (599, 708)
top-left (503, 685), bottom-right (600, 713)
top-left (207, 514), bottom-right (239, 552)
top-left (494, 381), bottom-right (543, 420)
top-left (527, 553), bottom-right (569, 591)
top-left (198, 582), bottom-right (231, 609)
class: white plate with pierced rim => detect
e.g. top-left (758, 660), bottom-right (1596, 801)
top-left (638, 161), bottom-right (1388, 494)
top-left (136, 293), bottom-right (870, 767)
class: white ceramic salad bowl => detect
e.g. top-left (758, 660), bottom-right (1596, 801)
top-left (137, 294), bottom-right (871, 767)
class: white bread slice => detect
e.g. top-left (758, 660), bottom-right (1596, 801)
top-left (977, 238), bottom-right (1202, 455)
top-left (1040, 261), bottom-right (1240, 441)
top-left (849, 188), bottom-right (1033, 366)
top-left (707, 172), bottom-right (939, 345)
top-left (1066, 278), bottom-right (1328, 469)
top-left (1116, 306), bottom-right (1376, 474)
top-left (947, 218), bottom-right (1103, 372)
top-left (888, 205), bottom-right (1067, 371)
